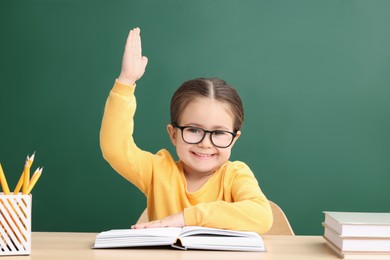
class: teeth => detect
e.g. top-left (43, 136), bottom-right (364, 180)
top-left (195, 153), bottom-right (212, 157)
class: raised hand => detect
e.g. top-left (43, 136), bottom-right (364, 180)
top-left (117, 27), bottom-right (148, 85)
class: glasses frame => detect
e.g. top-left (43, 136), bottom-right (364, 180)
top-left (172, 123), bottom-right (237, 148)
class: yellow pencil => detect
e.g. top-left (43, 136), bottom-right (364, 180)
top-left (14, 153), bottom-right (35, 194)
top-left (20, 167), bottom-right (40, 194)
top-left (28, 152), bottom-right (36, 168)
top-left (0, 163), bottom-right (11, 195)
top-left (22, 160), bottom-right (31, 194)
top-left (25, 167), bottom-right (42, 194)
top-left (13, 177), bottom-right (23, 194)
top-left (14, 157), bottom-right (27, 194)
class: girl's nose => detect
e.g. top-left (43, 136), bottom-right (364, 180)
top-left (197, 132), bottom-right (213, 148)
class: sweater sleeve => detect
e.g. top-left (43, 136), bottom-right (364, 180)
top-left (100, 80), bottom-right (154, 194)
top-left (183, 164), bottom-right (273, 234)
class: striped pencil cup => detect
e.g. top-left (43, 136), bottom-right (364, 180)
top-left (0, 193), bottom-right (32, 255)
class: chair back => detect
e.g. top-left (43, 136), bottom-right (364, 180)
top-left (136, 208), bottom-right (148, 224)
top-left (264, 200), bottom-right (295, 235)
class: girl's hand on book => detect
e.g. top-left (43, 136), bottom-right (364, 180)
top-left (117, 27), bottom-right (148, 86)
top-left (131, 212), bottom-right (185, 229)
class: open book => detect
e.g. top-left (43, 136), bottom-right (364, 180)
top-left (93, 226), bottom-right (265, 252)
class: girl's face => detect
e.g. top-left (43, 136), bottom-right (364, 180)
top-left (167, 97), bottom-right (241, 178)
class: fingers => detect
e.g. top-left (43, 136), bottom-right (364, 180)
top-left (142, 56), bottom-right (148, 67)
top-left (131, 220), bottom-right (167, 229)
top-left (125, 27), bottom-right (135, 51)
top-left (118, 27), bottom-right (147, 84)
top-left (135, 28), bottom-right (142, 56)
top-left (124, 27), bottom-right (141, 56)
top-left (131, 213), bottom-right (185, 229)
top-left (146, 220), bottom-right (168, 228)
top-left (131, 28), bottom-right (140, 56)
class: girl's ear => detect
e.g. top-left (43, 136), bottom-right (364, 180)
top-left (231, 130), bottom-right (241, 147)
top-left (167, 124), bottom-right (177, 146)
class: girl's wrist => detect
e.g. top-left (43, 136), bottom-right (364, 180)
top-left (117, 74), bottom-right (136, 86)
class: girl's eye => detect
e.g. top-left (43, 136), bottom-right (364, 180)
top-left (213, 130), bottom-right (228, 136)
top-left (186, 127), bottom-right (202, 134)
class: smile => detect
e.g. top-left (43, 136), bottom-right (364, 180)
top-left (192, 152), bottom-right (214, 158)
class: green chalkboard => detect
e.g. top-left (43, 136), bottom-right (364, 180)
top-left (1, 0), bottom-right (389, 235)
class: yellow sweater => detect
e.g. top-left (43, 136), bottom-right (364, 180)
top-left (100, 80), bottom-right (273, 234)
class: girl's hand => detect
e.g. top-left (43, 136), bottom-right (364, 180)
top-left (131, 212), bottom-right (185, 229)
top-left (117, 27), bottom-right (148, 85)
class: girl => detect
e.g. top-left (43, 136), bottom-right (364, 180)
top-left (100, 28), bottom-right (273, 234)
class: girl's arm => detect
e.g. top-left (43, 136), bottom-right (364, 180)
top-left (132, 165), bottom-right (273, 234)
top-left (182, 170), bottom-right (273, 234)
top-left (100, 28), bottom-right (152, 192)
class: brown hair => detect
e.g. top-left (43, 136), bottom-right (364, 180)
top-left (170, 78), bottom-right (244, 132)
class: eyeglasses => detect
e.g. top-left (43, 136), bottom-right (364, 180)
top-left (172, 123), bottom-right (237, 148)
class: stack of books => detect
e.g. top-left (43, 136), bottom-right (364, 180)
top-left (323, 211), bottom-right (390, 259)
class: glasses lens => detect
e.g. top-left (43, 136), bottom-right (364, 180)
top-left (211, 131), bottom-right (234, 148)
top-left (182, 127), bottom-right (205, 144)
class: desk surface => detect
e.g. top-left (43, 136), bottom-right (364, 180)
top-left (2, 232), bottom-right (340, 260)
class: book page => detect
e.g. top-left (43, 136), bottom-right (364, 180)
top-left (98, 227), bottom-right (182, 237)
top-left (93, 228), bottom-right (182, 248)
top-left (176, 236), bottom-right (265, 251)
top-left (324, 212), bottom-right (390, 225)
top-left (179, 226), bottom-right (259, 238)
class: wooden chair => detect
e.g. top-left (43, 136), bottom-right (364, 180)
top-left (136, 208), bottom-right (148, 224)
top-left (136, 200), bottom-right (294, 235)
top-left (264, 200), bottom-right (294, 235)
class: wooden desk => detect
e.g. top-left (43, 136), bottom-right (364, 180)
top-left (2, 232), bottom-right (340, 259)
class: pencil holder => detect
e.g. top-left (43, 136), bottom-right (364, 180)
top-left (0, 193), bottom-right (32, 255)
